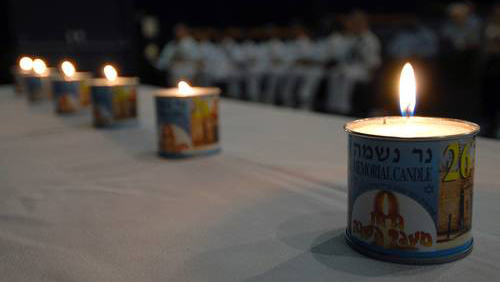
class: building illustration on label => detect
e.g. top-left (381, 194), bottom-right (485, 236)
top-left (351, 190), bottom-right (434, 250)
top-left (437, 141), bottom-right (474, 245)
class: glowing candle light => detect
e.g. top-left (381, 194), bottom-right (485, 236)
top-left (178, 81), bottom-right (194, 95)
top-left (61, 61), bottom-right (76, 78)
top-left (399, 62), bottom-right (416, 117)
top-left (32, 59), bottom-right (47, 76)
top-left (104, 65), bottom-right (118, 83)
top-left (19, 57), bottom-right (33, 71)
top-left (345, 63), bottom-right (475, 138)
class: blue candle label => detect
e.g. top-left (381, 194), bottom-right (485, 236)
top-left (156, 95), bottom-right (219, 157)
top-left (347, 134), bottom-right (475, 260)
top-left (53, 81), bottom-right (80, 113)
top-left (25, 76), bottom-right (49, 102)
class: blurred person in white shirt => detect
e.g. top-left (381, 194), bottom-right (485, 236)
top-left (196, 28), bottom-right (232, 87)
top-left (261, 27), bottom-right (295, 103)
top-left (324, 11), bottom-right (381, 114)
top-left (441, 2), bottom-right (481, 51)
top-left (156, 24), bottom-right (201, 86)
top-left (281, 26), bottom-right (325, 109)
top-left (243, 27), bottom-right (269, 101)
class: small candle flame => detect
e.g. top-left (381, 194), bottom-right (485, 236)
top-left (178, 81), bottom-right (193, 95)
top-left (399, 62), bottom-right (416, 117)
top-left (104, 65), bottom-right (118, 82)
top-left (61, 61), bottom-right (76, 78)
top-left (19, 57), bottom-right (33, 71)
top-left (32, 59), bottom-right (47, 75)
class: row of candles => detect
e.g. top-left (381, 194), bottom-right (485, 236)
top-left (13, 56), bottom-right (220, 158)
top-left (12, 56), bottom-right (481, 263)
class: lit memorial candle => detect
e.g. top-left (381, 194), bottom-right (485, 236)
top-left (154, 81), bottom-right (220, 158)
top-left (344, 63), bottom-right (479, 264)
top-left (11, 56), bottom-right (33, 95)
top-left (51, 61), bottom-right (92, 114)
top-left (24, 58), bottom-right (52, 102)
top-left (90, 65), bottom-right (138, 127)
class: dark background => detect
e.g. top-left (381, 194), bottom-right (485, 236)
top-left (0, 0), bottom-right (479, 78)
top-left (1, 0), bottom-right (498, 137)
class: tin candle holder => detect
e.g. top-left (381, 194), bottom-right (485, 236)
top-left (12, 57), bottom-right (35, 95)
top-left (11, 67), bottom-right (30, 95)
top-left (154, 82), bottom-right (220, 158)
top-left (344, 117), bottom-right (480, 264)
top-left (24, 63), bottom-right (52, 103)
top-left (343, 63), bottom-right (481, 264)
top-left (52, 72), bottom-right (91, 114)
top-left (90, 77), bottom-right (139, 127)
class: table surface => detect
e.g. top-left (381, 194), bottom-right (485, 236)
top-left (1, 85), bottom-right (500, 281)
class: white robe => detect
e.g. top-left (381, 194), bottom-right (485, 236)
top-left (156, 37), bottom-right (201, 85)
top-left (261, 39), bottom-right (296, 104)
top-left (242, 41), bottom-right (269, 101)
top-left (281, 38), bottom-right (325, 109)
top-left (324, 31), bottom-right (381, 114)
top-left (198, 41), bottom-right (231, 86)
top-left (220, 39), bottom-right (246, 98)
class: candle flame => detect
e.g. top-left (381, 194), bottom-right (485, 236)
top-left (178, 81), bottom-right (193, 95)
top-left (61, 61), bottom-right (76, 78)
top-left (399, 62), bottom-right (416, 117)
top-left (104, 65), bottom-right (118, 82)
top-left (32, 59), bottom-right (47, 75)
top-left (19, 57), bottom-right (33, 71)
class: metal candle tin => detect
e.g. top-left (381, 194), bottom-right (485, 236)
top-left (51, 72), bottom-right (91, 114)
top-left (344, 116), bottom-right (480, 264)
top-left (24, 73), bottom-right (52, 102)
top-left (11, 67), bottom-right (29, 95)
top-left (90, 78), bottom-right (139, 127)
top-left (154, 87), bottom-right (220, 158)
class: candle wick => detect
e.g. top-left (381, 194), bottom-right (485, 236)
top-left (404, 105), bottom-right (412, 118)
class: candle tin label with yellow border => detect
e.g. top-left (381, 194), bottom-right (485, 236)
top-left (78, 79), bottom-right (91, 106)
top-left (345, 134), bottom-right (476, 264)
top-left (91, 85), bottom-right (137, 127)
top-left (155, 95), bottom-right (219, 158)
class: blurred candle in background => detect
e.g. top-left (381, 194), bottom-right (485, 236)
top-left (154, 81), bottom-right (221, 158)
top-left (24, 58), bottom-right (52, 102)
top-left (90, 64), bottom-right (138, 127)
top-left (11, 56), bottom-right (34, 95)
top-left (51, 60), bottom-right (92, 114)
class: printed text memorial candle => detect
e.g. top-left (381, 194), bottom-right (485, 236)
top-left (344, 63), bottom-right (480, 264)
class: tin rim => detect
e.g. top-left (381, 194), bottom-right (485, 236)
top-left (90, 77), bottom-right (139, 86)
top-left (154, 87), bottom-right (220, 98)
top-left (51, 72), bottom-right (92, 81)
top-left (344, 116), bottom-right (480, 141)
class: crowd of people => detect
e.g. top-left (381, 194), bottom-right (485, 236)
top-left (155, 11), bottom-right (380, 115)
top-left (150, 2), bottom-right (500, 137)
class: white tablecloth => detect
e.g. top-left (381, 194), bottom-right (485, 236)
top-left (1, 85), bottom-right (500, 281)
